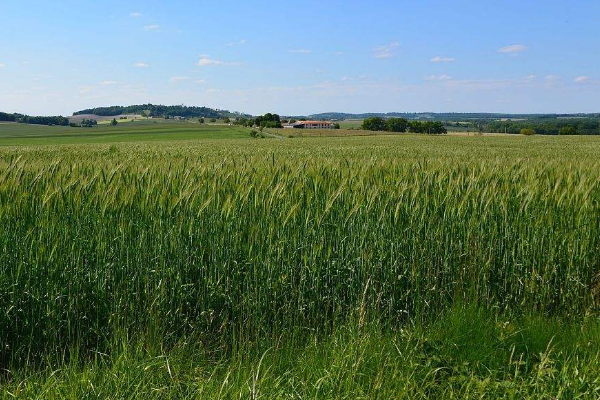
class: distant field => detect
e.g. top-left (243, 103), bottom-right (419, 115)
top-left (0, 120), bottom-right (250, 145)
top-left (337, 119), bottom-right (364, 129)
top-left (273, 127), bottom-right (387, 137)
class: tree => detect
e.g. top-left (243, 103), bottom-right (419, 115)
top-left (255, 113), bottom-right (282, 128)
top-left (199, 118), bottom-right (204, 124)
top-left (333, 123), bottom-right (341, 129)
top-left (385, 118), bottom-right (408, 133)
top-left (408, 121), bottom-right (447, 134)
top-left (223, 117), bottom-right (231, 124)
top-left (559, 126), bottom-right (577, 135)
top-left (210, 118), bottom-right (217, 123)
top-left (520, 128), bottom-right (536, 136)
top-left (361, 117), bottom-right (386, 131)
top-left (110, 118), bottom-right (118, 126)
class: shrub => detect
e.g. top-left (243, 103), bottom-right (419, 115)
top-left (520, 128), bottom-right (536, 136)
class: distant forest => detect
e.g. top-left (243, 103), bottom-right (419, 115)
top-left (73, 104), bottom-right (249, 119)
top-left (0, 112), bottom-right (69, 126)
top-left (480, 118), bottom-right (600, 135)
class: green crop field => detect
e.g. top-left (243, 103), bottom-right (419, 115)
top-left (1, 126), bottom-right (600, 398)
top-left (0, 120), bottom-right (249, 146)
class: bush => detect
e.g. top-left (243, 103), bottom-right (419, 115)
top-left (520, 128), bottom-right (536, 136)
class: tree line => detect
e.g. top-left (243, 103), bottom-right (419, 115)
top-left (73, 104), bottom-right (246, 119)
top-left (482, 119), bottom-right (600, 135)
top-left (361, 117), bottom-right (447, 134)
top-left (0, 112), bottom-right (70, 126)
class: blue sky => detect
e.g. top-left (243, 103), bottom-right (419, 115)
top-left (1, 0), bottom-right (599, 116)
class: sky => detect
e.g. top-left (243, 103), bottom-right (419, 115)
top-left (1, 0), bottom-right (599, 116)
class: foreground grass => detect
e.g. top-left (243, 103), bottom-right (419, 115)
top-left (3, 308), bottom-right (600, 399)
top-left (1, 135), bottom-right (600, 398)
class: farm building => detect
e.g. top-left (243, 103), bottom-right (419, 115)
top-left (293, 121), bottom-right (335, 129)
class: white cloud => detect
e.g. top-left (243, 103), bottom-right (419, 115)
top-left (0, 63), bottom-right (5, 68)
top-left (334, 51), bottom-right (344, 55)
top-left (197, 57), bottom-right (239, 66)
top-left (100, 80), bottom-right (118, 85)
top-left (545, 74), bottom-right (561, 81)
top-left (287, 49), bottom-right (312, 54)
top-left (498, 44), bottom-right (527, 54)
top-left (430, 56), bottom-right (455, 63)
top-left (574, 76), bottom-right (590, 84)
top-left (144, 25), bottom-right (160, 31)
top-left (133, 62), bottom-right (149, 68)
top-left (195, 79), bottom-right (207, 84)
top-left (374, 41), bottom-right (400, 59)
top-left (130, 12), bottom-right (141, 18)
top-left (425, 74), bottom-right (453, 81)
top-left (170, 76), bottom-right (189, 83)
top-left (226, 39), bottom-right (247, 47)
top-left (524, 74), bottom-right (537, 81)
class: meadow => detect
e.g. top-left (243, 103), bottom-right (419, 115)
top-left (1, 124), bottom-right (600, 398)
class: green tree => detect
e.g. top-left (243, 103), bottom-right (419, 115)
top-left (210, 118), bottom-right (217, 123)
top-left (361, 117), bottom-right (386, 131)
top-left (385, 118), bottom-right (408, 132)
top-left (559, 126), bottom-right (577, 135)
top-left (223, 117), bottom-right (231, 124)
top-left (199, 118), bottom-right (204, 124)
top-left (110, 118), bottom-right (118, 126)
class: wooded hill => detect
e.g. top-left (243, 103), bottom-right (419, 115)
top-left (73, 104), bottom-right (250, 119)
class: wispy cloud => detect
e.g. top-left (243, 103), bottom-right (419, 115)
top-left (130, 12), bottom-right (141, 18)
top-left (524, 74), bottom-right (537, 81)
top-left (545, 74), bottom-right (560, 81)
top-left (144, 25), bottom-right (160, 31)
top-left (498, 44), bottom-right (527, 54)
top-left (133, 62), bottom-right (149, 68)
top-left (430, 56), bottom-right (455, 63)
top-left (287, 49), bottom-right (312, 54)
top-left (170, 76), bottom-right (189, 83)
top-left (100, 80), bottom-right (118, 85)
top-left (197, 56), bottom-right (240, 66)
top-left (334, 51), bottom-right (344, 55)
top-left (425, 74), bottom-right (453, 81)
top-left (226, 39), bottom-right (247, 47)
top-left (374, 41), bottom-right (400, 59)
top-left (0, 63), bottom-right (5, 68)
top-left (195, 79), bottom-right (207, 84)
top-left (574, 76), bottom-right (590, 84)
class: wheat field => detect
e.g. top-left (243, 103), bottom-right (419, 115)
top-left (1, 134), bottom-right (600, 398)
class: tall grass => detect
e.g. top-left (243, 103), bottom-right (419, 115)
top-left (1, 135), bottom-right (600, 396)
